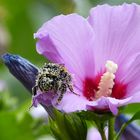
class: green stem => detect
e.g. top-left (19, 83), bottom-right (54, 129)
top-left (108, 117), bottom-right (115, 140)
top-left (95, 121), bottom-right (107, 140)
top-left (99, 128), bottom-right (107, 140)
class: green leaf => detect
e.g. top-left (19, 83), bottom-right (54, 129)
top-left (50, 111), bottom-right (70, 140)
top-left (64, 114), bottom-right (87, 140)
top-left (123, 103), bottom-right (140, 114)
top-left (50, 122), bottom-right (62, 140)
top-left (49, 110), bottom-right (87, 140)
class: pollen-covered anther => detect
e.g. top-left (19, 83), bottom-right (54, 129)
top-left (95, 60), bottom-right (118, 99)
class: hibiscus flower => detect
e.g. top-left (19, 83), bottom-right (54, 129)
top-left (33, 3), bottom-right (140, 115)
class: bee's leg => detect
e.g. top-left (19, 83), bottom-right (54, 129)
top-left (68, 84), bottom-right (80, 96)
top-left (30, 86), bottom-right (38, 109)
top-left (56, 84), bottom-right (66, 105)
top-left (32, 85), bottom-right (38, 95)
top-left (56, 92), bottom-right (65, 105)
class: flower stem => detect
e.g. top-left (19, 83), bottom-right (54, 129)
top-left (108, 117), bottom-right (115, 140)
top-left (95, 121), bottom-right (107, 140)
top-left (100, 129), bottom-right (107, 140)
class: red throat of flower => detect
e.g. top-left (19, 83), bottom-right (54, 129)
top-left (83, 61), bottom-right (127, 101)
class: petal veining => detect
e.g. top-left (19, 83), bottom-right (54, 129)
top-left (88, 4), bottom-right (140, 76)
top-left (34, 14), bottom-right (95, 91)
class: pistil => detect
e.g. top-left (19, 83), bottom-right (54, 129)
top-left (95, 60), bottom-right (118, 99)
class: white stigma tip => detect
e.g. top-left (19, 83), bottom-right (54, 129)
top-left (105, 60), bottom-right (118, 73)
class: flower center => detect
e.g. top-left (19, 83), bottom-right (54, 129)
top-left (83, 60), bottom-right (127, 101)
top-left (95, 60), bottom-right (118, 99)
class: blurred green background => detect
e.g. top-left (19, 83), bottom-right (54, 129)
top-left (0, 0), bottom-right (140, 140)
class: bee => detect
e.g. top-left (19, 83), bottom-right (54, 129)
top-left (32, 63), bottom-right (78, 104)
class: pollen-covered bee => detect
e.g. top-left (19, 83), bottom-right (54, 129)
top-left (32, 63), bottom-right (78, 104)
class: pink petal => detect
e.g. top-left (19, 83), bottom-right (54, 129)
top-left (53, 92), bottom-right (132, 115)
top-left (32, 91), bottom-right (54, 107)
top-left (88, 4), bottom-right (140, 77)
top-left (120, 54), bottom-right (140, 97)
top-left (53, 92), bottom-right (90, 113)
top-left (34, 14), bottom-right (95, 91)
top-left (129, 92), bottom-right (140, 103)
top-left (87, 97), bottom-right (132, 115)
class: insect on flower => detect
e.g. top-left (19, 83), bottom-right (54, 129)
top-left (32, 63), bottom-right (78, 104)
top-left (33, 3), bottom-right (140, 115)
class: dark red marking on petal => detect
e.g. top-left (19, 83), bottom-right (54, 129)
top-left (83, 74), bottom-right (127, 100)
top-left (83, 73), bottom-right (102, 101)
top-left (111, 81), bottom-right (127, 99)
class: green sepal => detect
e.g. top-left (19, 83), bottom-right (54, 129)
top-left (78, 110), bottom-right (114, 122)
top-left (49, 110), bottom-right (87, 140)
